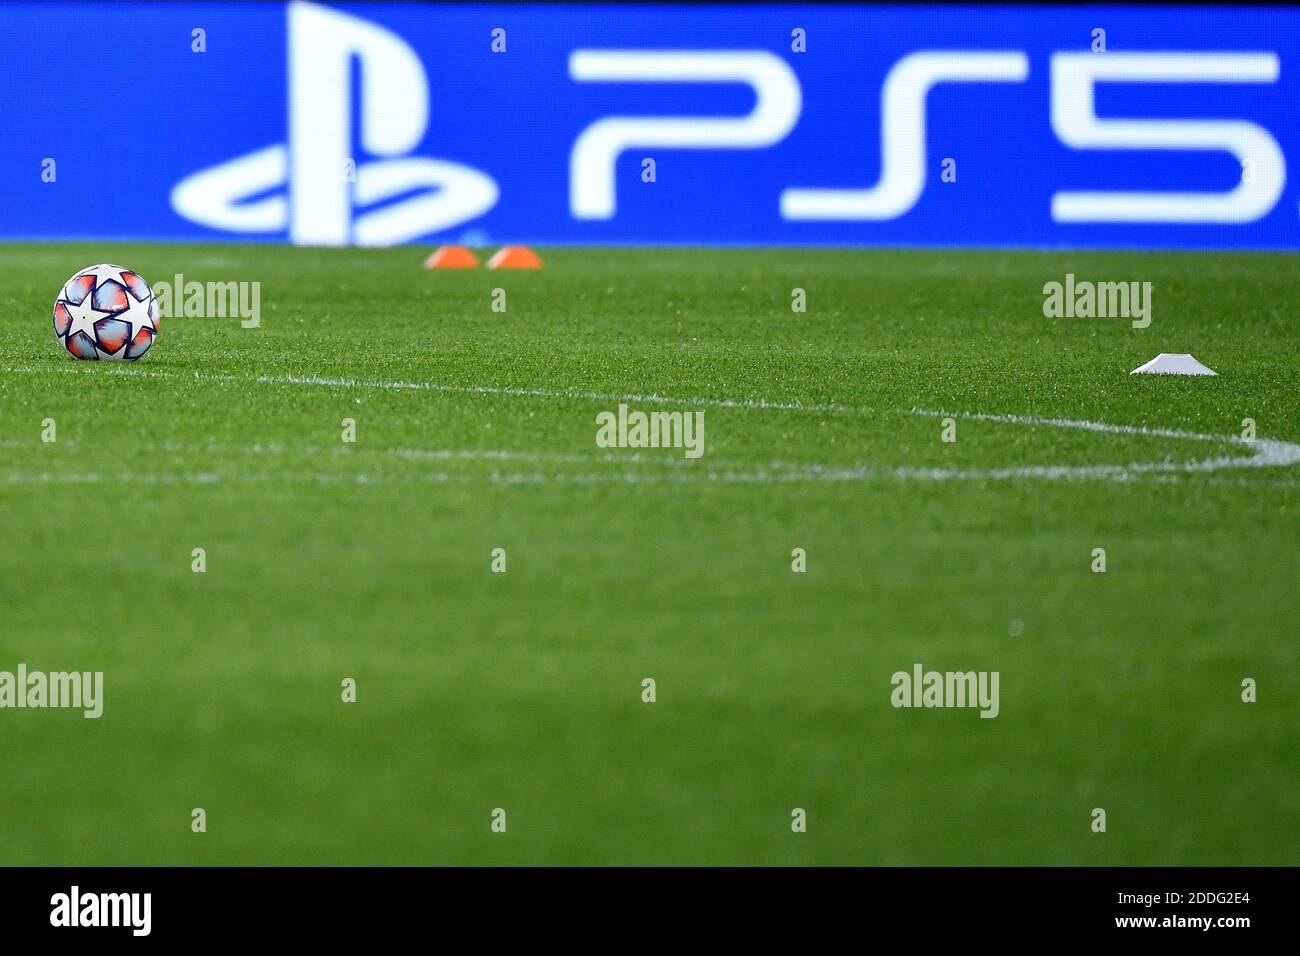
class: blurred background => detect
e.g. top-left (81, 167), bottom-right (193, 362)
top-left (3, 1), bottom-right (1298, 250)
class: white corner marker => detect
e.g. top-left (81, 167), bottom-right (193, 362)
top-left (1130, 353), bottom-right (1217, 376)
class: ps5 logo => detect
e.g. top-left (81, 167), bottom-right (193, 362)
top-left (171, 2), bottom-right (497, 246)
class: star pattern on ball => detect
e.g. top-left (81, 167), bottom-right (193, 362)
top-left (119, 293), bottom-right (157, 339)
top-left (82, 264), bottom-right (130, 286)
top-left (63, 294), bottom-right (108, 342)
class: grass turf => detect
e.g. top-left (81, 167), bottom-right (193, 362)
top-left (0, 243), bottom-right (1296, 865)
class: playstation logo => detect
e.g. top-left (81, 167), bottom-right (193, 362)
top-left (171, 2), bottom-right (498, 246)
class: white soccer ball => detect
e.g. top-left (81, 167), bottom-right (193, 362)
top-left (53, 264), bottom-right (160, 361)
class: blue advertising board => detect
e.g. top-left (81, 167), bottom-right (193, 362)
top-left (1, 2), bottom-right (1298, 249)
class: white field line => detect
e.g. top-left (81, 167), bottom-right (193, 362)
top-left (4, 364), bottom-right (1299, 482)
top-left (6, 465), bottom-right (1296, 487)
top-left (907, 408), bottom-right (1300, 479)
top-left (3, 364), bottom-right (861, 415)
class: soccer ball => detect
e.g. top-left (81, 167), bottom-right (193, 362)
top-left (53, 264), bottom-right (159, 361)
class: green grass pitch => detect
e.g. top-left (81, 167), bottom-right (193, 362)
top-left (1, 243), bottom-right (1296, 865)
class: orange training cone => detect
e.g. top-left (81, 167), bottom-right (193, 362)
top-left (486, 246), bottom-right (542, 270)
top-left (424, 245), bottom-right (479, 269)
